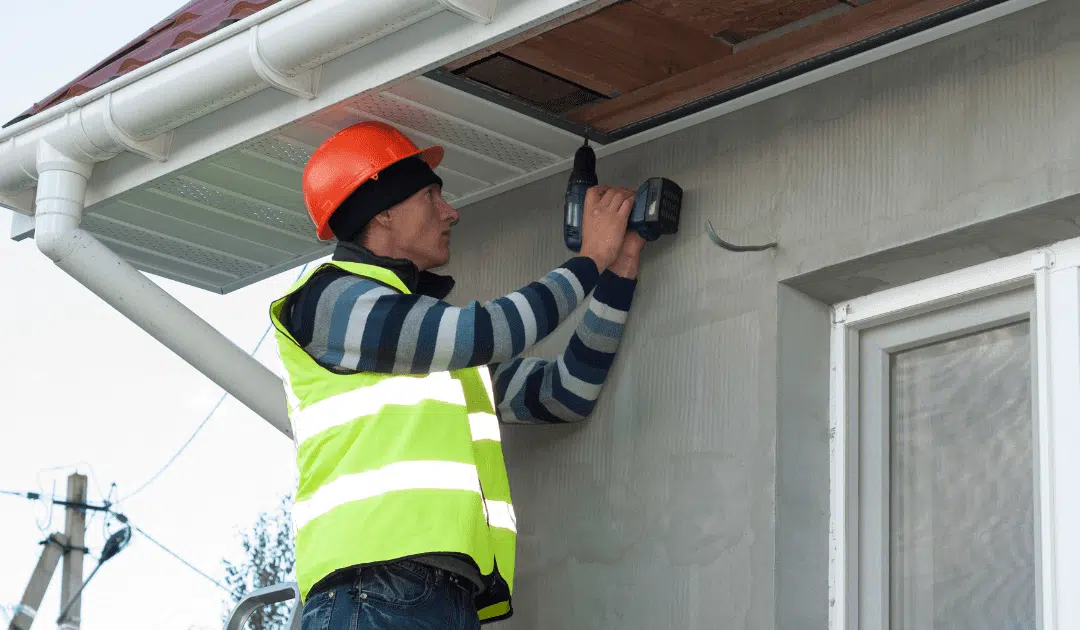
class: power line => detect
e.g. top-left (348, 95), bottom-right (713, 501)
top-left (0, 490), bottom-right (114, 513)
top-left (39, 462), bottom-right (108, 499)
top-left (44, 463), bottom-right (109, 534)
top-left (32, 462), bottom-right (107, 535)
top-left (118, 323), bottom-right (273, 502)
top-left (130, 522), bottom-right (230, 594)
top-left (32, 476), bottom-right (57, 534)
top-left (3, 489), bottom-right (230, 595)
top-left (119, 263), bottom-right (310, 503)
top-left (117, 389), bottom-right (231, 502)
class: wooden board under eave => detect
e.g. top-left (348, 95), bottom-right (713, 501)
top-left (502, 1), bottom-right (732, 98)
top-left (572, 0), bottom-right (971, 132)
top-left (723, 0), bottom-right (843, 41)
top-left (633, 0), bottom-right (826, 37)
top-left (443, 0), bottom-right (624, 71)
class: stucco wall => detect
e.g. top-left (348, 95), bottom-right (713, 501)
top-left (439, 1), bottom-right (1080, 627)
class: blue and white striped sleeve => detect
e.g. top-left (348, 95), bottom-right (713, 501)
top-left (294, 257), bottom-right (600, 374)
top-left (489, 270), bottom-right (637, 424)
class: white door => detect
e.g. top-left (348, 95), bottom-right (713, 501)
top-left (829, 239), bottom-right (1080, 630)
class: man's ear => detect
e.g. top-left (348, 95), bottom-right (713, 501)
top-left (371, 209), bottom-right (392, 229)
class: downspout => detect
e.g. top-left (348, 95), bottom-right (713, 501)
top-left (33, 141), bottom-right (292, 437)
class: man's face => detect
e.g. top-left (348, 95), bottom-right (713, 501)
top-left (390, 184), bottom-right (460, 270)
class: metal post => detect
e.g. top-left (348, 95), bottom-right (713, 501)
top-left (58, 474), bottom-right (87, 629)
top-left (6, 533), bottom-right (69, 630)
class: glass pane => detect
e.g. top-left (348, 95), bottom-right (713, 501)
top-left (889, 321), bottom-right (1036, 630)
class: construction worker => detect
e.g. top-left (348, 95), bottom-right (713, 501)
top-left (270, 121), bottom-right (644, 629)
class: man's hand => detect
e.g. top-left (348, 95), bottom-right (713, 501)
top-left (608, 231), bottom-right (646, 279)
top-left (579, 185), bottom-right (635, 272)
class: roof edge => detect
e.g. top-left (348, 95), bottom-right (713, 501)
top-left (0, 0), bottom-right (601, 215)
top-left (0, 0), bottom-right (310, 141)
top-left (2, 1), bottom-right (212, 129)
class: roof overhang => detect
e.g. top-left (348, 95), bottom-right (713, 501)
top-left (1, 0), bottom-right (1049, 293)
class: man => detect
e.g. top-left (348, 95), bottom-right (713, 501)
top-left (270, 121), bottom-right (644, 629)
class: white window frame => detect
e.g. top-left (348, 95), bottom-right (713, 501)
top-left (828, 235), bottom-right (1080, 630)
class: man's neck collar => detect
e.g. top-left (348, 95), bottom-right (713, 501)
top-left (332, 241), bottom-right (455, 299)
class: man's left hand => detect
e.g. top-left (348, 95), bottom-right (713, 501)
top-left (608, 231), bottom-right (646, 279)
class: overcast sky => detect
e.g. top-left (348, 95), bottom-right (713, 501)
top-left (1, 2), bottom-right (318, 628)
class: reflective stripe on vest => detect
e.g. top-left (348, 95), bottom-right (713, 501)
top-left (292, 372), bottom-right (465, 444)
top-left (469, 413), bottom-right (500, 442)
top-left (269, 261), bottom-right (515, 622)
top-left (293, 460), bottom-right (517, 534)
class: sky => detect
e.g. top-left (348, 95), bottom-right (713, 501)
top-left (0, 2), bottom-right (321, 628)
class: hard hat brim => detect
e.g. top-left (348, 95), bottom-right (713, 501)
top-left (417, 145), bottom-right (444, 171)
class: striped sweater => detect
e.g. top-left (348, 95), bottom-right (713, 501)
top-left (282, 243), bottom-right (636, 424)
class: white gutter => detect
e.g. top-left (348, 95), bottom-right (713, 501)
top-left (0, 0), bottom-right (497, 212)
top-left (33, 140), bottom-right (294, 436)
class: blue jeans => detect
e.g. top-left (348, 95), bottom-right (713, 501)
top-left (300, 561), bottom-right (481, 630)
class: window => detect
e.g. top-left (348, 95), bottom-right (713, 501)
top-left (829, 238), bottom-right (1080, 630)
top-left (862, 290), bottom-right (1037, 630)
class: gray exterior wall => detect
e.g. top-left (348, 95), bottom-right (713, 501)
top-left (440, 1), bottom-right (1080, 627)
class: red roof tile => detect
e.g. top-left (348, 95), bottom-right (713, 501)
top-left (3, 0), bottom-right (282, 128)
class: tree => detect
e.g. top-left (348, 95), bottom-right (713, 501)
top-left (222, 495), bottom-right (296, 630)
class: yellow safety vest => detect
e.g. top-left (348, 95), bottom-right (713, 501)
top-left (269, 261), bottom-right (515, 622)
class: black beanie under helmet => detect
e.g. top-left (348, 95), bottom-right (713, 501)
top-left (327, 156), bottom-right (444, 242)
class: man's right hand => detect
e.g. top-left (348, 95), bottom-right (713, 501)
top-left (580, 185), bottom-right (635, 272)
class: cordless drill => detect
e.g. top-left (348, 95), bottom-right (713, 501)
top-left (563, 138), bottom-right (682, 252)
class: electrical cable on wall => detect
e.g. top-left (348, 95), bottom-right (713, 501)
top-left (705, 220), bottom-right (777, 252)
top-left (119, 262), bottom-right (311, 503)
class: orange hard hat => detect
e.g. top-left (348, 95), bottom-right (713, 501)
top-left (302, 121), bottom-right (444, 240)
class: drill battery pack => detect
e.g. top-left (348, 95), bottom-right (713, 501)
top-left (629, 177), bottom-right (682, 241)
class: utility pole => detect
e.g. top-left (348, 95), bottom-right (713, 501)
top-left (57, 474), bottom-right (87, 630)
top-left (6, 533), bottom-right (69, 630)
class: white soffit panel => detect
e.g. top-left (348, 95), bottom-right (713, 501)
top-left (77, 76), bottom-right (583, 294)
